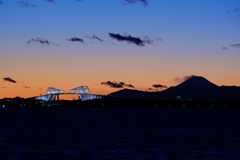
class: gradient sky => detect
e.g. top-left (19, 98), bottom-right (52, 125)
top-left (0, 0), bottom-right (240, 99)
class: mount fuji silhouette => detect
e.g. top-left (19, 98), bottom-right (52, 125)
top-left (174, 76), bottom-right (218, 88)
top-left (108, 76), bottom-right (240, 101)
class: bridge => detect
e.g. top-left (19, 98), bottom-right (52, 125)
top-left (17, 86), bottom-right (169, 108)
top-left (36, 86), bottom-right (101, 102)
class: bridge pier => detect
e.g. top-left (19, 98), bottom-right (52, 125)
top-left (56, 94), bottom-right (59, 101)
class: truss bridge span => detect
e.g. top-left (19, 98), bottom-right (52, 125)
top-left (36, 86), bottom-right (101, 102)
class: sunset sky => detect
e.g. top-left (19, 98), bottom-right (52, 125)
top-left (1, 0), bottom-right (240, 99)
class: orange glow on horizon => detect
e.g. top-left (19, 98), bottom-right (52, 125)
top-left (1, 74), bottom-right (240, 100)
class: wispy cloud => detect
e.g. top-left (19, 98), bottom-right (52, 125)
top-left (86, 35), bottom-right (104, 42)
top-left (125, 84), bottom-right (134, 88)
top-left (227, 8), bottom-right (240, 13)
top-left (123, 0), bottom-right (148, 6)
top-left (174, 75), bottom-right (196, 83)
top-left (23, 85), bottom-right (30, 89)
top-left (109, 33), bottom-right (160, 46)
top-left (76, 0), bottom-right (83, 1)
top-left (19, 1), bottom-right (37, 7)
top-left (27, 38), bottom-right (60, 46)
top-left (222, 47), bottom-right (230, 50)
top-left (154, 37), bottom-right (162, 41)
top-left (67, 37), bottom-right (84, 43)
top-left (152, 84), bottom-right (167, 89)
top-left (45, 0), bottom-right (54, 3)
top-left (3, 77), bottom-right (17, 83)
top-left (101, 81), bottom-right (134, 88)
top-left (230, 43), bottom-right (240, 48)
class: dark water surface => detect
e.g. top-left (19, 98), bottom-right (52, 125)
top-left (0, 108), bottom-right (240, 159)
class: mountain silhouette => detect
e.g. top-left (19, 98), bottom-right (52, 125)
top-left (108, 76), bottom-right (240, 101)
top-left (159, 76), bottom-right (220, 100)
top-left (108, 88), bottom-right (152, 98)
top-left (0, 96), bottom-right (24, 102)
top-left (175, 76), bottom-right (218, 88)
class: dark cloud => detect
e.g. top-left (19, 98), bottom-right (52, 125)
top-left (86, 35), bottom-right (104, 42)
top-left (67, 37), bottom-right (84, 43)
top-left (0, 1), bottom-right (3, 5)
top-left (27, 38), bottom-right (60, 46)
top-left (227, 8), bottom-right (240, 13)
top-left (45, 0), bottom-right (54, 3)
top-left (174, 75), bottom-right (196, 83)
top-left (222, 47), bottom-right (230, 50)
top-left (152, 84), bottom-right (167, 88)
top-left (3, 77), bottom-right (17, 83)
top-left (2, 87), bottom-right (6, 88)
top-left (148, 88), bottom-right (153, 90)
top-left (76, 0), bottom-right (83, 1)
top-left (109, 33), bottom-right (144, 46)
top-left (109, 33), bottom-right (160, 46)
top-left (125, 84), bottom-right (134, 88)
top-left (19, 1), bottom-right (37, 7)
top-left (230, 44), bottom-right (240, 48)
top-left (101, 81), bottom-right (134, 88)
top-left (23, 85), bottom-right (30, 89)
top-left (123, 0), bottom-right (148, 6)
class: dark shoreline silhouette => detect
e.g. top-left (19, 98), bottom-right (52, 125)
top-left (1, 76), bottom-right (240, 108)
top-left (1, 97), bottom-right (240, 109)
